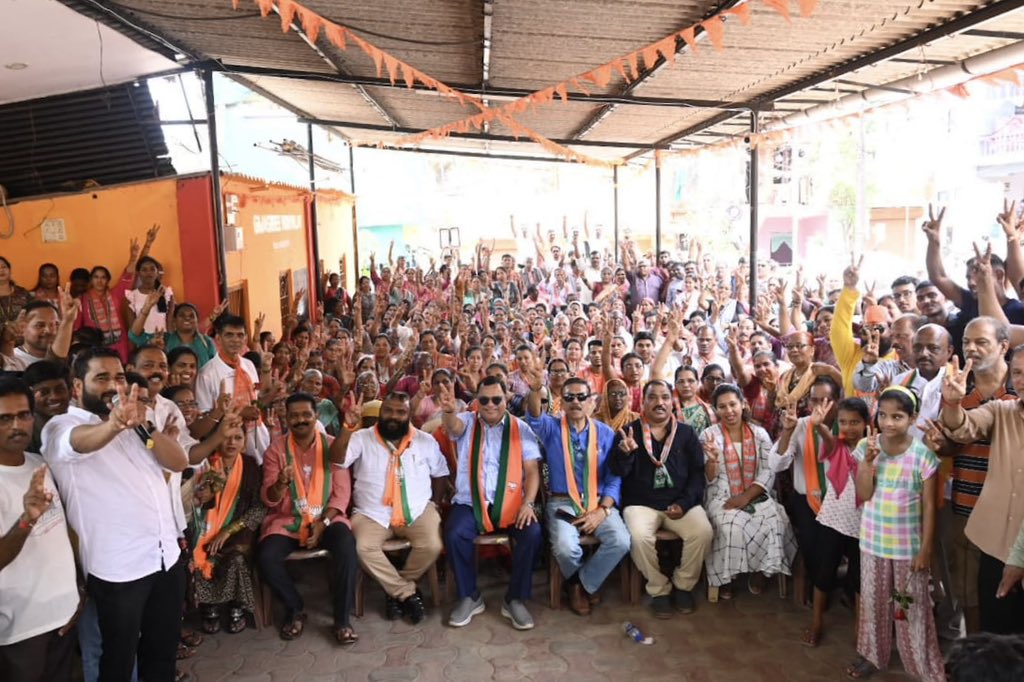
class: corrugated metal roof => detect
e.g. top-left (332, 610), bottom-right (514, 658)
top-left (59, 0), bottom-right (1024, 161)
top-left (0, 80), bottom-right (174, 200)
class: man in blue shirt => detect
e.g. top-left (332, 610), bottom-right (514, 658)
top-left (439, 376), bottom-right (543, 631)
top-left (522, 357), bottom-right (630, 616)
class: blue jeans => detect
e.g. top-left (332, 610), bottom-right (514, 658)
top-left (546, 499), bottom-right (631, 595)
top-left (79, 599), bottom-right (137, 682)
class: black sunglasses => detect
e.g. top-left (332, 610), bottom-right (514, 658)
top-left (478, 396), bottom-right (504, 406)
top-left (562, 392), bottom-right (590, 403)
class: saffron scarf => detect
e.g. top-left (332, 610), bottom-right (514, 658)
top-left (218, 348), bottom-right (256, 411)
top-left (722, 424), bottom-right (758, 497)
top-left (802, 420), bottom-right (832, 514)
top-left (560, 415), bottom-right (599, 515)
top-left (193, 454), bottom-right (243, 580)
top-left (377, 427), bottom-right (415, 527)
top-left (469, 416), bottom-right (524, 533)
top-left (284, 433), bottom-right (332, 544)
top-left (775, 364), bottom-right (815, 409)
top-left (85, 290), bottom-right (122, 346)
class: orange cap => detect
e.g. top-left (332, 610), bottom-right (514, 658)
top-left (864, 305), bottom-right (889, 325)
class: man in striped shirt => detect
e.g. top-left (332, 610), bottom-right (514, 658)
top-left (946, 317), bottom-right (1014, 632)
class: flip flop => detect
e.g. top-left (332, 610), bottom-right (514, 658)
top-left (279, 613), bottom-right (307, 641)
top-left (800, 628), bottom-right (821, 648)
top-left (335, 626), bottom-right (359, 646)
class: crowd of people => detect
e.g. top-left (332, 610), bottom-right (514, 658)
top-left (2, 210), bottom-right (1024, 682)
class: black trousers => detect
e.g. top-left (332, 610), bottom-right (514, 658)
top-left (786, 494), bottom-right (819, 575)
top-left (0, 625), bottom-right (77, 682)
top-left (978, 550), bottom-right (1024, 635)
top-left (257, 524), bottom-right (357, 628)
top-left (812, 521), bottom-right (860, 595)
top-left (86, 556), bottom-right (185, 682)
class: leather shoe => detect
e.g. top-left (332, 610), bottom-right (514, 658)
top-left (568, 583), bottom-right (591, 616)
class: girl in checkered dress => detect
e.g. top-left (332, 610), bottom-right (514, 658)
top-left (848, 387), bottom-right (943, 681)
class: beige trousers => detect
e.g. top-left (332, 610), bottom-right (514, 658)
top-left (623, 505), bottom-right (714, 596)
top-left (352, 502), bottom-right (443, 600)
top-left (949, 511), bottom-right (981, 632)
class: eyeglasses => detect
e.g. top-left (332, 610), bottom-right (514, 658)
top-left (608, 390), bottom-right (629, 398)
top-left (540, 398), bottom-right (550, 405)
top-left (478, 396), bottom-right (504, 406)
top-left (785, 343), bottom-right (809, 352)
top-left (0, 411), bottom-right (33, 426)
top-left (562, 392), bottom-right (590, 403)
top-left (549, 368), bottom-right (568, 375)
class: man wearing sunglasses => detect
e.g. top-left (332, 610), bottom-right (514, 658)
top-left (522, 355), bottom-right (629, 616)
top-left (439, 377), bottom-right (542, 631)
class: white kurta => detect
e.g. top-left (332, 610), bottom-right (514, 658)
top-left (701, 423), bottom-right (797, 587)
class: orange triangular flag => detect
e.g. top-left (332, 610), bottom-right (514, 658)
top-left (324, 23), bottom-right (346, 50)
top-left (702, 16), bottom-right (725, 50)
top-left (949, 83), bottom-right (970, 99)
top-left (797, 0), bottom-right (818, 17)
top-left (382, 54), bottom-right (400, 85)
top-left (627, 52), bottom-right (641, 80)
top-left (680, 26), bottom-right (699, 54)
top-left (277, 0), bottom-right (297, 32)
top-left (572, 78), bottom-right (592, 95)
top-left (255, 0), bottom-right (273, 17)
top-left (655, 36), bottom-right (677, 65)
top-left (763, 0), bottom-right (792, 23)
top-left (555, 83), bottom-right (569, 102)
top-left (611, 59), bottom-right (629, 82)
top-left (368, 46), bottom-right (385, 78)
top-left (642, 44), bottom-right (660, 71)
top-left (232, 0), bottom-right (240, 9)
top-left (592, 65), bottom-right (613, 88)
top-left (299, 9), bottom-right (323, 43)
top-left (402, 64), bottom-right (416, 88)
top-left (725, 4), bottom-right (752, 25)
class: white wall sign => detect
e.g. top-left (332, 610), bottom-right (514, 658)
top-left (253, 214), bottom-right (302, 235)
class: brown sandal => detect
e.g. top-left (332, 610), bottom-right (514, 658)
top-left (800, 628), bottom-right (821, 648)
top-left (335, 626), bottom-right (358, 646)
top-left (180, 629), bottom-right (203, 648)
top-left (279, 612), bottom-right (306, 641)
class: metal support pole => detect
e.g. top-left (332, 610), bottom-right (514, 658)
top-left (307, 123), bottom-right (322, 313)
top-left (202, 70), bottom-right (229, 302)
top-left (348, 143), bottom-right (359, 281)
top-left (748, 111), bottom-right (759, 313)
top-left (654, 162), bottom-right (663, 260)
top-left (613, 166), bottom-right (620, 262)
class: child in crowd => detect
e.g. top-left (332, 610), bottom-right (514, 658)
top-left (849, 386), bottom-right (943, 681)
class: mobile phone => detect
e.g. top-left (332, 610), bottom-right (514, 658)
top-left (555, 508), bottom-right (579, 523)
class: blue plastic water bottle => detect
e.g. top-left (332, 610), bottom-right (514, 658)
top-left (622, 621), bottom-right (654, 645)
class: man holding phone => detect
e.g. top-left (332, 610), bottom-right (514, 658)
top-left (522, 353), bottom-right (629, 616)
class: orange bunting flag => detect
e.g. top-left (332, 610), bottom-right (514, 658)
top-left (642, 44), bottom-right (660, 71)
top-left (555, 83), bottom-right (569, 103)
top-left (572, 77), bottom-right (592, 95)
top-left (725, 4), bottom-right (752, 25)
top-left (324, 23), bottom-right (346, 50)
top-left (382, 53), bottom-right (400, 85)
top-left (277, 0), bottom-right (297, 31)
top-left (655, 36), bottom-right (677, 65)
top-left (299, 8), bottom-right (323, 43)
top-left (627, 52), bottom-right (641, 80)
top-left (763, 0), bottom-right (792, 23)
top-left (702, 16), bottom-right (726, 51)
top-left (949, 83), bottom-right (971, 99)
top-left (255, 0), bottom-right (273, 16)
top-left (611, 59), bottom-right (630, 83)
top-left (589, 64), bottom-right (613, 88)
top-left (797, 0), bottom-right (819, 18)
top-left (679, 26), bottom-right (699, 53)
top-left (402, 63), bottom-right (417, 89)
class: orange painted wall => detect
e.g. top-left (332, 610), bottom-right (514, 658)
top-left (2, 179), bottom-right (186, 298)
top-left (220, 175), bottom-right (313, 338)
top-left (315, 192), bottom-right (357, 291)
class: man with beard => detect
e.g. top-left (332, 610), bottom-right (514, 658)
top-left (439, 376), bottom-right (542, 630)
top-left (523, 367), bottom-right (629, 616)
top-left (23, 361), bottom-right (70, 453)
top-left (4, 299), bottom-right (77, 371)
top-left (938, 316), bottom-right (1016, 633)
top-left (41, 347), bottom-right (188, 682)
top-left (942, 345), bottom-right (1024, 635)
top-left (339, 392), bottom-right (449, 623)
top-left (0, 378), bottom-right (79, 682)
top-left (832, 255), bottom-right (900, 397)
top-left (916, 280), bottom-right (951, 327)
top-left (258, 393), bottom-right (358, 645)
top-left (610, 380), bottom-right (712, 618)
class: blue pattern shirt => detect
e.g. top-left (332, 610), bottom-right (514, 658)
top-left (524, 413), bottom-right (621, 506)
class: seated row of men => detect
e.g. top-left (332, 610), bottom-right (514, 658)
top-left (2, 341), bottom-right (802, 681)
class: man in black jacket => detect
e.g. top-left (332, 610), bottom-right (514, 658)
top-left (611, 380), bottom-right (713, 618)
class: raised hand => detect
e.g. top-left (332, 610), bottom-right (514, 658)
top-left (921, 203), bottom-right (946, 245)
top-left (810, 398), bottom-right (832, 427)
top-left (843, 254), bottom-right (864, 289)
top-left (862, 328), bottom-right (881, 365)
top-left (942, 355), bottom-right (972, 405)
top-left (864, 427), bottom-right (881, 467)
top-left (702, 436), bottom-right (722, 480)
top-left (973, 241), bottom-right (994, 286)
top-left (145, 223), bottom-right (161, 244)
top-left (110, 383), bottom-right (143, 431)
top-left (22, 466), bottom-right (54, 524)
top-left (780, 403), bottom-right (798, 432)
top-left (437, 382), bottom-right (459, 414)
top-left (145, 286), bottom-right (165, 310)
top-left (921, 418), bottom-right (949, 453)
top-left (998, 199), bottom-right (1023, 241)
top-left (129, 238), bottom-right (142, 263)
top-left (57, 285), bottom-right (80, 324)
top-left (617, 427), bottom-right (639, 453)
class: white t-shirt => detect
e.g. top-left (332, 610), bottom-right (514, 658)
top-left (149, 394), bottom-right (201, 533)
top-left (0, 452), bottom-right (79, 645)
top-left (125, 287), bottom-right (174, 334)
top-left (194, 354), bottom-right (270, 462)
top-left (341, 428), bottom-right (449, 528)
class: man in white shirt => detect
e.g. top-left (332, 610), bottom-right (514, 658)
top-left (0, 379), bottom-right (79, 682)
top-left (340, 392), bottom-right (449, 623)
top-left (42, 347), bottom-right (188, 682)
top-left (3, 299), bottom-right (76, 371)
top-left (195, 314), bottom-right (270, 460)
